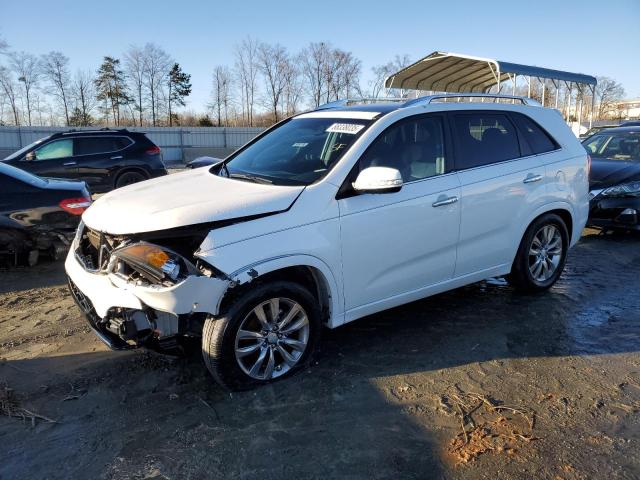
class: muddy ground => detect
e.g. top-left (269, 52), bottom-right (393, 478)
top-left (1, 228), bottom-right (639, 479)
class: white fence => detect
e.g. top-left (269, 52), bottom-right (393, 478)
top-left (0, 126), bottom-right (265, 164)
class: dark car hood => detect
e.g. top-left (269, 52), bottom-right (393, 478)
top-left (590, 158), bottom-right (640, 189)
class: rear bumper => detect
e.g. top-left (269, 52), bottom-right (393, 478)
top-left (589, 196), bottom-right (640, 230)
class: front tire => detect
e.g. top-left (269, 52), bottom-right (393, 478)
top-left (202, 281), bottom-right (321, 390)
top-left (508, 213), bottom-right (569, 292)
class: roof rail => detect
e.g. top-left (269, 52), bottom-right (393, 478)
top-left (316, 97), bottom-right (408, 110)
top-left (403, 93), bottom-right (542, 107)
top-left (313, 93), bottom-right (543, 113)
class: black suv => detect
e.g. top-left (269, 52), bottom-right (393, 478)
top-left (2, 129), bottom-right (167, 193)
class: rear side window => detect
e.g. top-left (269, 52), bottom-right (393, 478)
top-left (452, 113), bottom-right (520, 169)
top-left (74, 137), bottom-right (131, 155)
top-left (511, 113), bottom-right (558, 155)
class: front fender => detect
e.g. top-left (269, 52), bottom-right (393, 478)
top-left (208, 254), bottom-right (344, 328)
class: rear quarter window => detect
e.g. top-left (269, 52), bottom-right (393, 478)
top-left (74, 136), bottom-right (131, 155)
top-left (452, 112), bottom-right (520, 169)
top-left (511, 113), bottom-right (559, 155)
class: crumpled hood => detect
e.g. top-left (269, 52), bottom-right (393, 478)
top-left (590, 158), bottom-right (640, 189)
top-left (82, 168), bottom-right (304, 235)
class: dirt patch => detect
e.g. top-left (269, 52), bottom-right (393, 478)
top-left (1, 228), bottom-right (640, 479)
top-left (443, 388), bottom-right (537, 464)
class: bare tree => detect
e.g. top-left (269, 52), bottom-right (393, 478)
top-left (210, 65), bottom-right (232, 126)
top-left (594, 76), bottom-right (625, 120)
top-left (369, 54), bottom-right (412, 98)
top-left (257, 42), bottom-right (290, 122)
top-left (0, 65), bottom-right (20, 124)
top-left (282, 57), bottom-right (302, 117)
top-left (300, 42), bottom-right (330, 108)
top-left (40, 51), bottom-right (72, 125)
top-left (125, 45), bottom-right (146, 126)
top-left (71, 69), bottom-right (96, 126)
top-left (141, 43), bottom-right (172, 126)
top-left (10, 51), bottom-right (39, 125)
top-left (234, 37), bottom-right (259, 126)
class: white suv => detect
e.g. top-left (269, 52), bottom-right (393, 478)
top-left (66, 94), bottom-right (589, 390)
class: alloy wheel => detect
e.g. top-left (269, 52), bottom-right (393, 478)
top-left (528, 224), bottom-right (563, 282)
top-left (234, 297), bottom-right (310, 380)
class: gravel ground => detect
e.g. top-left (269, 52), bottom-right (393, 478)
top-left (0, 228), bottom-right (639, 479)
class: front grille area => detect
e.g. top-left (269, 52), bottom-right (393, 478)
top-left (76, 226), bottom-right (124, 272)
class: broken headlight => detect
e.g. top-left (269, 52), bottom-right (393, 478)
top-left (111, 243), bottom-right (196, 285)
top-left (602, 181), bottom-right (640, 198)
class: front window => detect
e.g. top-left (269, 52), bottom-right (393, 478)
top-left (221, 117), bottom-right (373, 186)
top-left (583, 132), bottom-right (640, 161)
top-left (34, 139), bottom-right (74, 161)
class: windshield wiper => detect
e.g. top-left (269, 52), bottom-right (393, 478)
top-left (228, 172), bottom-right (273, 184)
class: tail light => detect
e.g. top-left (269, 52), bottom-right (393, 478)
top-left (586, 154), bottom-right (592, 178)
top-left (59, 197), bottom-right (92, 215)
top-left (145, 146), bottom-right (161, 155)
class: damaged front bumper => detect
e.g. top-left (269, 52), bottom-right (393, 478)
top-left (65, 242), bottom-right (231, 351)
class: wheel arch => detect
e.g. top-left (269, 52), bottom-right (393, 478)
top-left (113, 166), bottom-right (150, 188)
top-left (511, 203), bottom-right (575, 267)
top-left (220, 255), bottom-right (342, 328)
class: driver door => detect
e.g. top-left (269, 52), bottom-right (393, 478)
top-left (338, 114), bottom-right (461, 315)
top-left (15, 138), bottom-right (77, 180)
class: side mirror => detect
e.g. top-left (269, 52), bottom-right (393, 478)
top-left (25, 151), bottom-right (36, 161)
top-left (352, 166), bottom-right (403, 194)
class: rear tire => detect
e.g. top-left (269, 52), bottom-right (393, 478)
top-left (508, 213), bottom-right (569, 292)
top-left (115, 170), bottom-right (147, 189)
top-left (202, 281), bottom-right (321, 391)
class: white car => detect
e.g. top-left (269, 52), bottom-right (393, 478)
top-left (66, 94), bottom-right (590, 390)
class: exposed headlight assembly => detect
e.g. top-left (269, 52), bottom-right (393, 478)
top-left (111, 242), bottom-right (198, 285)
top-left (602, 181), bottom-right (640, 198)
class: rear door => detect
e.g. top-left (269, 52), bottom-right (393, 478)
top-left (74, 136), bottom-right (133, 190)
top-left (11, 138), bottom-right (77, 180)
top-left (452, 110), bottom-right (547, 277)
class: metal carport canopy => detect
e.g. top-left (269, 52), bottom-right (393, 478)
top-left (384, 51), bottom-right (597, 92)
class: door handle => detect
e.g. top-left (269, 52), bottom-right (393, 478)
top-left (63, 161), bottom-right (76, 166)
top-left (110, 155), bottom-right (123, 160)
top-left (432, 196), bottom-right (458, 207)
top-left (523, 174), bottom-right (543, 184)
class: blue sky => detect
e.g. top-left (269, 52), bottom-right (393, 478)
top-left (2, 0), bottom-right (639, 112)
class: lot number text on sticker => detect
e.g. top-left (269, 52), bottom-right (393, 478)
top-left (326, 123), bottom-right (365, 135)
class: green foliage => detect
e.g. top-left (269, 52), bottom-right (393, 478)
top-left (94, 56), bottom-right (130, 125)
top-left (198, 115), bottom-right (214, 126)
top-left (69, 106), bottom-right (94, 126)
top-left (167, 63), bottom-right (191, 126)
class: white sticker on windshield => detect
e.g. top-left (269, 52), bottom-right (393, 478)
top-left (326, 123), bottom-right (365, 135)
top-left (292, 142), bottom-right (308, 148)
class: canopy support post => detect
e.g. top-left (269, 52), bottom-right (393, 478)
top-left (552, 79), bottom-right (559, 109)
top-left (576, 85), bottom-right (584, 136)
top-left (589, 85), bottom-right (596, 128)
top-left (564, 81), bottom-right (573, 123)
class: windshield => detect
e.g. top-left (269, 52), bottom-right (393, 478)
top-left (3, 137), bottom-right (46, 160)
top-left (583, 132), bottom-right (640, 161)
top-left (221, 117), bottom-right (373, 186)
